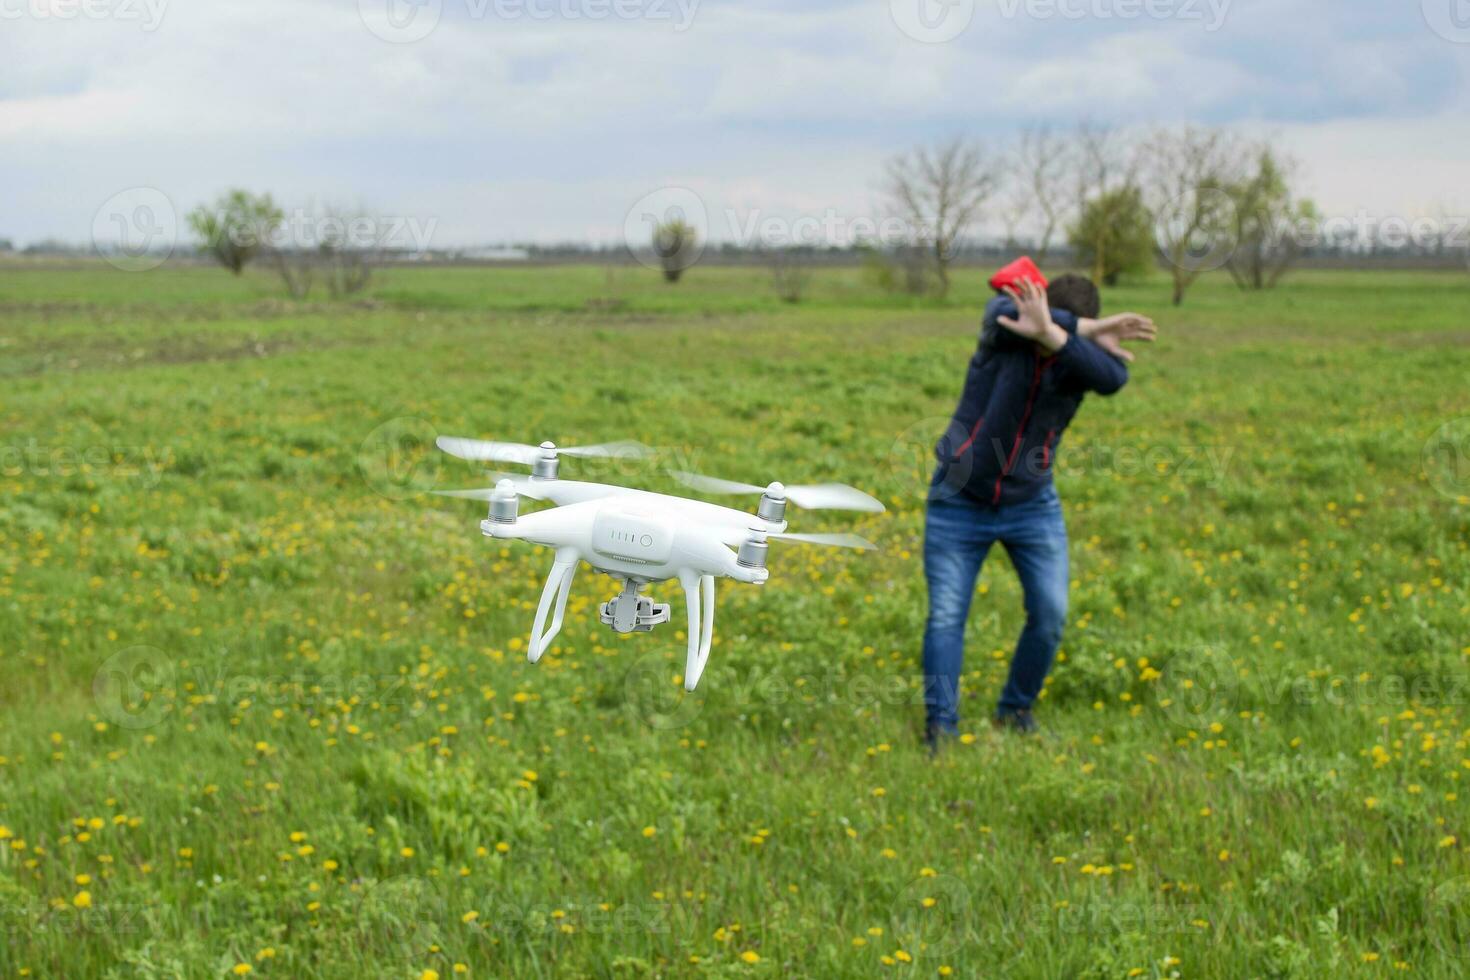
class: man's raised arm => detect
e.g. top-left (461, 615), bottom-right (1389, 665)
top-left (981, 293), bottom-right (1081, 350)
top-left (995, 280), bottom-right (1129, 395)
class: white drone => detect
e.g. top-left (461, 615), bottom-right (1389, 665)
top-left (434, 437), bottom-right (884, 691)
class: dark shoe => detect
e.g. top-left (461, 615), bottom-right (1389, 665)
top-left (924, 722), bottom-right (959, 756)
top-left (992, 709), bottom-right (1038, 734)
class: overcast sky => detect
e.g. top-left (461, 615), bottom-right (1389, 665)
top-left (4, 0), bottom-right (1470, 249)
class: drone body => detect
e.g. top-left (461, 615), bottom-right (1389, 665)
top-left (435, 438), bottom-right (882, 690)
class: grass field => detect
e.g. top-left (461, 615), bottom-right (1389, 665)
top-left (1, 260), bottom-right (1468, 979)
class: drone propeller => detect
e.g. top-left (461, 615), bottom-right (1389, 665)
top-left (767, 531), bottom-right (877, 551)
top-left (433, 479), bottom-right (549, 502)
top-left (671, 471), bottom-right (885, 513)
top-left (436, 436), bottom-right (654, 467)
top-left (438, 470), bottom-right (650, 513)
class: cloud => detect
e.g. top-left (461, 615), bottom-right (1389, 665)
top-left (1, 0), bottom-right (1467, 245)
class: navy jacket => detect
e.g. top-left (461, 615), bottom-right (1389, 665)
top-left (932, 295), bottom-right (1127, 507)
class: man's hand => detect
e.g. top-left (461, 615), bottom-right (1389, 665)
top-left (1078, 312), bottom-right (1157, 363)
top-left (997, 279), bottom-right (1069, 354)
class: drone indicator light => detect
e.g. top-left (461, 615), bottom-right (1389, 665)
top-left (591, 511), bottom-right (674, 564)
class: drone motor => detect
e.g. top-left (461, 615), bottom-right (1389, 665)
top-left (736, 527), bottom-right (769, 569)
top-left (531, 441), bottom-right (560, 480)
top-left (487, 480), bottom-right (519, 523)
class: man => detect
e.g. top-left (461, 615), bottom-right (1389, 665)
top-left (922, 258), bottom-right (1155, 745)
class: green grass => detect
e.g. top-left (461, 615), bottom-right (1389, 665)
top-left (1, 260), bottom-right (1468, 978)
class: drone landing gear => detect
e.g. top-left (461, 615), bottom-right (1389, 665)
top-left (599, 579), bottom-right (671, 634)
top-left (595, 573), bottom-right (714, 691)
top-left (527, 549), bottom-right (577, 664)
top-left (677, 569), bottom-right (715, 692)
top-left (526, 557), bottom-right (717, 691)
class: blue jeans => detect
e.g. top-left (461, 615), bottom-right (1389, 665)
top-left (922, 481), bottom-right (1069, 731)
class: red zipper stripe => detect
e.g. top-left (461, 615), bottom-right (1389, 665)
top-left (993, 352), bottom-right (1047, 504)
top-left (1042, 428), bottom-right (1056, 469)
top-left (955, 415), bottom-right (985, 457)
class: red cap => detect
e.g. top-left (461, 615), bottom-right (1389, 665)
top-left (988, 256), bottom-right (1048, 293)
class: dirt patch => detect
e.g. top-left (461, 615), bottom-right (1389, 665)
top-left (1, 331), bottom-right (385, 378)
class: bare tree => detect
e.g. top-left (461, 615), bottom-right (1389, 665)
top-left (268, 204), bottom-right (387, 300)
top-left (317, 208), bottom-right (385, 299)
top-left (1008, 125), bottom-right (1074, 264)
top-left (768, 248), bottom-right (813, 303)
top-left (883, 138), bottom-right (1002, 298)
top-left (1073, 121), bottom-right (1136, 221)
top-left (272, 248), bottom-right (314, 299)
top-left (998, 194), bottom-right (1028, 255)
top-left (1144, 125), bottom-right (1247, 306)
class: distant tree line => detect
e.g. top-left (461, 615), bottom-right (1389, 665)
top-left (649, 122), bottom-right (1317, 305)
top-left (880, 122), bottom-right (1329, 306)
top-left (634, 120), bottom-right (1462, 307)
top-left (424, 235), bottom-right (1470, 269)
